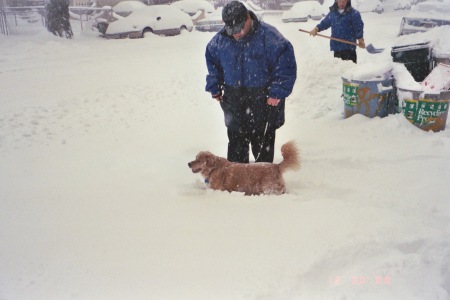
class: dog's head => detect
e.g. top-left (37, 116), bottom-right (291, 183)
top-left (188, 151), bottom-right (220, 178)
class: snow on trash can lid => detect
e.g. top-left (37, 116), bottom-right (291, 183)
top-left (429, 27), bottom-right (450, 60)
top-left (341, 62), bottom-right (393, 82)
top-left (341, 62), bottom-right (396, 119)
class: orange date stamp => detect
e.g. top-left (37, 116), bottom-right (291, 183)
top-left (328, 275), bottom-right (391, 287)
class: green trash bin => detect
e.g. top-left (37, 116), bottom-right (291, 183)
top-left (397, 88), bottom-right (450, 132)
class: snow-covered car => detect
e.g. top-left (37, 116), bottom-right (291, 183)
top-left (321, 0), bottom-right (335, 16)
top-left (245, 0), bottom-right (263, 11)
top-left (398, 16), bottom-right (450, 35)
top-left (112, 0), bottom-right (147, 17)
top-left (412, 0), bottom-right (450, 14)
top-left (383, 0), bottom-right (412, 12)
top-left (398, 0), bottom-right (450, 35)
top-left (355, 0), bottom-right (384, 14)
top-left (195, 8), bottom-right (224, 32)
top-left (171, 0), bottom-right (215, 16)
top-left (242, 1), bottom-right (264, 17)
top-left (104, 5), bottom-right (193, 39)
top-left (322, 0), bottom-right (336, 9)
top-left (281, 1), bottom-right (324, 23)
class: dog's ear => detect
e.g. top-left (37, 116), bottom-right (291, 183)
top-left (204, 153), bottom-right (216, 168)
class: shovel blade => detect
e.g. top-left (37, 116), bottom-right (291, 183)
top-left (366, 43), bottom-right (384, 54)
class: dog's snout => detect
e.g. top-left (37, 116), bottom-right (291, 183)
top-left (188, 162), bottom-right (192, 168)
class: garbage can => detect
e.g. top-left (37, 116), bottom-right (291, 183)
top-left (397, 88), bottom-right (450, 132)
top-left (342, 69), bottom-right (395, 119)
top-left (391, 42), bottom-right (432, 82)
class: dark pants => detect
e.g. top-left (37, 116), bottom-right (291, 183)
top-left (334, 49), bottom-right (357, 63)
top-left (227, 126), bottom-right (276, 163)
top-left (220, 86), bottom-right (283, 163)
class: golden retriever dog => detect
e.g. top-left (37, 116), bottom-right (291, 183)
top-left (188, 141), bottom-right (300, 195)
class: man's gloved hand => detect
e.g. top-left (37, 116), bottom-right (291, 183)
top-left (267, 97), bottom-right (280, 107)
top-left (310, 27), bottom-right (319, 37)
top-left (358, 38), bottom-right (366, 49)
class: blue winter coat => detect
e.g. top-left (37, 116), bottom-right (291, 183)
top-left (317, 1), bottom-right (364, 52)
top-left (205, 13), bottom-right (297, 129)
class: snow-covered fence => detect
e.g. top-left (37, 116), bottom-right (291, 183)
top-left (67, 6), bottom-right (113, 31)
top-left (0, 5), bottom-right (112, 35)
top-left (0, 7), bottom-right (45, 35)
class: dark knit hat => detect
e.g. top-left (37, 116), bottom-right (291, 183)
top-left (222, 1), bottom-right (248, 35)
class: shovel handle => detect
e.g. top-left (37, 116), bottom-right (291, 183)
top-left (299, 28), bottom-right (358, 47)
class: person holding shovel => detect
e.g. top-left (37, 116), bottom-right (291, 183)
top-left (310, 0), bottom-right (364, 63)
top-left (205, 1), bottom-right (297, 163)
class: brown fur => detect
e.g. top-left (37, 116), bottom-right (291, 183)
top-left (188, 141), bottom-right (300, 195)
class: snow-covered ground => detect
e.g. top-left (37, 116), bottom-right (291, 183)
top-left (1, 9), bottom-right (450, 300)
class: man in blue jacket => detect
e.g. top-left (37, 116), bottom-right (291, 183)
top-left (310, 0), bottom-right (364, 63)
top-left (205, 1), bottom-right (297, 163)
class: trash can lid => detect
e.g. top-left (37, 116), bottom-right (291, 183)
top-left (341, 62), bottom-right (392, 82)
top-left (391, 41), bottom-right (431, 52)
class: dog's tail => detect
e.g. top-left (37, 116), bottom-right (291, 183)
top-left (278, 140), bottom-right (300, 173)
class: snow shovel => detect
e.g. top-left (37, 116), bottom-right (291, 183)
top-left (298, 29), bottom-right (384, 54)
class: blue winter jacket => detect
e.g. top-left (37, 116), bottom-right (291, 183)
top-left (205, 13), bottom-right (297, 100)
top-left (317, 1), bottom-right (364, 52)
